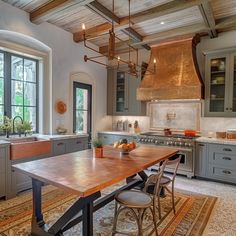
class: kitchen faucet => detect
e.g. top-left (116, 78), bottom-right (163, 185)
top-left (13, 116), bottom-right (23, 135)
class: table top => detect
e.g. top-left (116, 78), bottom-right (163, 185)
top-left (13, 146), bottom-right (178, 197)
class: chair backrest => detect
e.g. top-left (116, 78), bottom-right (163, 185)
top-left (143, 160), bottom-right (167, 196)
top-left (165, 156), bottom-right (181, 182)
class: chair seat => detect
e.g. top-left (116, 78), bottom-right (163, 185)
top-left (160, 175), bottom-right (172, 185)
top-left (115, 190), bottom-right (152, 208)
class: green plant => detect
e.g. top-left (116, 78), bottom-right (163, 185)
top-left (0, 116), bottom-right (12, 133)
top-left (92, 138), bottom-right (103, 148)
top-left (15, 120), bottom-right (33, 135)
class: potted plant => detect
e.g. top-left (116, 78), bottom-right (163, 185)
top-left (92, 138), bottom-right (103, 158)
top-left (0, 116), bottom-right (12, 138)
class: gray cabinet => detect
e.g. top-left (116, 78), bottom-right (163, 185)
top-left (208, 143), bottom-right (236, 183)
top-left (205, 50), bottom-right (236, 117)
top-left (195, 142), bottom-right (208, 177)
top-left (107, 68), bottom-right (146, 116)
top-left (98, 133), bottom-right (136, 146)
top-left (52, 137), bottom-right (89, 156)
top-left (0, 145), bottom-right (9, 198)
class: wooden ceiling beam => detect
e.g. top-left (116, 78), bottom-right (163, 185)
top-left (74, 0), bottom-right (205, 43)
top-left (30, 0), bottom-right (93, 24)
top-left (86, 0), bottom-right (120, 24)
top-left (85, 1), bottom-right (150, 50)
top-left (198, 1), bottom-right (217, 38)
top-left (99, 23), bottom-right (209, 54)
top-left (216, 15), bottom-right (236, 30)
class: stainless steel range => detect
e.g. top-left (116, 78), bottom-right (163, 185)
top-left (137, 132), bottom-right (197, 178)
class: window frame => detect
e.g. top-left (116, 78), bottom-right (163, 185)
top-left (0, 49), bottom-right (39, 133)
top-left (73, 81), bottom-right (92, 136)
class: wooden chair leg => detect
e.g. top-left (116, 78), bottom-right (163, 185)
top-left (137, 209), bottom-right (143, 236)
top-left (150, 207), bottom-right (158, 236)
top-left (172, 185), bottom-right (176, 214)
top-left (112, 201), bottom-right (118, 236)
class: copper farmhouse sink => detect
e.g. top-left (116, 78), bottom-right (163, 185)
top-left (10, 137), bottom-right (51, 160)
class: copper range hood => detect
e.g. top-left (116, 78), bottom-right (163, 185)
top-left (137, 36), bottom-right (204, 101)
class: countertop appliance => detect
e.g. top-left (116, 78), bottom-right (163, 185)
top-left (137, 132), bottom-right (197, 178)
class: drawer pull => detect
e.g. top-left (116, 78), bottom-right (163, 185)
top-left (76, 141), bottom-right (82, 144)
top-left (222, 170), bottom-right (231, 175)
top-left (223, 157), bottom-right (231, 161)
top-left (57, 142), bottom-right (64, 146)
top-left (198, 144), bottom-right (205, 147)
top-left (223, 148), bottom-right (232, 152)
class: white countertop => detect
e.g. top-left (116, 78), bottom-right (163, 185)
top-left (36, 133), bottom-right (89, 140)
top-left (196, 137), bottom-right (236, 145)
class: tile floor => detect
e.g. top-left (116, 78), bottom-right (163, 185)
top-left (174, 176), bottom-right (236, 236)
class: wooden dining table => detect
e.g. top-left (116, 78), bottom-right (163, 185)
top-left (12, 146), bottom-right (178, 236)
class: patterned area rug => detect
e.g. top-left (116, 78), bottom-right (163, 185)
top-left (0, 183), bottom-right (217, 236)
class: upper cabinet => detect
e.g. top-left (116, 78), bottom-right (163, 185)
top-left (205, 50), bottom-right (236, 117)
top-left (107, 67), bottom-right (146, 116)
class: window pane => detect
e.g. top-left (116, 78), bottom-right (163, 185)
top-left (11, 56), bottom-right (23, 81)
top-left (12, 80), bottom-right (23, 105)
top-left (24, 59), bottom-right (36, 82)
top-left (24, 82), bottom-right (36, 106)
top-left (0, 79), bottom-right (4, 104)
top-left (76, 110), bottom-right (87, 133)
top-left (76, 88), bottom-right (88, 110)
top-left (24, 107), bottom-right (36, 131)
top-left (0, 53), bottom-right (3, 77)
top-left (12, 106), bottom-right (23, 118)
top-left (0, 105), bottom-right (4, 122)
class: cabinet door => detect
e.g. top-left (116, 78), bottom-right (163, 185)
top-left (0, 147), bottom-right (6, 197)
top-left (98, 134), bottom-right (114, 145)
top-left (205, 54), bottom-right (229, 116)
top-left (67, 138), bottom-right (88, 153)
top-left (195, 143), bottom-right (208, 177)
top-left (53, 140), bottom-right (67, 156)
top-left (228, 53), bottom-right (236, 114)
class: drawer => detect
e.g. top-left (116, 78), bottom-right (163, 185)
top-left (208, 165), bottom-right (236, 183)
top-left (53, 140), bottom-right (67, 156)
top-left (67, 138), bottom-right (88, 153)
top-left (0, 172), bottom-right (6, 197)
top-left (209, 153), bottom-right (236, 167)
top-left (209, 144), bottom-right (236, 155)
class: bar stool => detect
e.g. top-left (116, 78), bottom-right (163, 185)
top-left (112, 162), bottom-right (166, 236)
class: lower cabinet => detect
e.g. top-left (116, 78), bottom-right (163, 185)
top-left (52, 137), bottom-right (88, 156)
top-left (196, 142), bottom-right (236, 183)
top-left (208, 143), bottom-right (236, 183)
top-left (195, 142), bottom-right (208, 178)
top-left (98, 133), bottom-right (136, 146)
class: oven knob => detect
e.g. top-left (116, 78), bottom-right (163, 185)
top-left (149, 139), bottom-right (153, 143)
top-left (188, 143), bottom-right (192, 147)
top-left (175, 142), bottom-right (179, 146)
top-left (179, 142), bottom-right (182, 146)
top-left (155, 140), bottom-right (159, 144)
top-left (152, 139), bottom-right (156, 143)
top-left (169, 141), bottom-right (173, 145)
top-left (184, 142), bottom-right (188, 147)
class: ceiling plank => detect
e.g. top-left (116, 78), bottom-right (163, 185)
top-left (74, 0), bottom-right (205, 43)
top-left (198, 1), bottom-right (217, 38)
top-left (30, 0), bottom-right (94, 24)
top-left (86, 0), bottom-right (120, 24)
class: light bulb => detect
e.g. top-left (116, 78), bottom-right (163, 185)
top-left (117, 56), bottom-right (120, 61)
top-left (153, 58), bottom-right (156, 64)
top-left (82, 23), bottom-right (85, 30)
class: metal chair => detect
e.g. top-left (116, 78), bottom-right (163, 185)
top-left (112, 161), bottom-right (166, 236)
top-left (158, 157), bottom-right (181, 217)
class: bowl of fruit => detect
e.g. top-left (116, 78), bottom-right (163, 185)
top-left (113, 138), bottom-right (136, 155)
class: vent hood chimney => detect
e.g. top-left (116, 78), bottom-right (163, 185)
top-left (137, 36), bottom-right (204, 101)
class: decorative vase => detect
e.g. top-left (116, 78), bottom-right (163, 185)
top-left (93, 147), bottom-right (103, 158)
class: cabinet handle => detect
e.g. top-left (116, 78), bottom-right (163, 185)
top-left (229, 108), bottom-right (233, 111)
top-left (223, 148), bottom-right (232, 152)
top-left (222, 170), bottom-right (231, 175)
top-left (226, 108), bottom-right (229, 110)
top-left (198, 144), bottom-right (205, 146)
top-left (223, 157), bottom-right (231, 161)
top-left (57, 142), bottom-right (64, 146)
top-left (76, 141), bottom-right (82, 144)
top-left (124, 108), bottom-right (128, 110)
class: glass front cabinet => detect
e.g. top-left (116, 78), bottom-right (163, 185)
top-left (205, 51), bottom-right (236, 117)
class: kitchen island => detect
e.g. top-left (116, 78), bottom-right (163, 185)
top-left (13, 146), bottom-right (178, 236)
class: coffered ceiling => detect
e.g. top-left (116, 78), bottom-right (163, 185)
top-left (3, 0), bottom-right (236, 53)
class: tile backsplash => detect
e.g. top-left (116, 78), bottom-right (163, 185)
top-left (111, 103), bottom-right (236, 137)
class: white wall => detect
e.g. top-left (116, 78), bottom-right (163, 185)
top-left (0, 1), bottom-right (112, 134)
